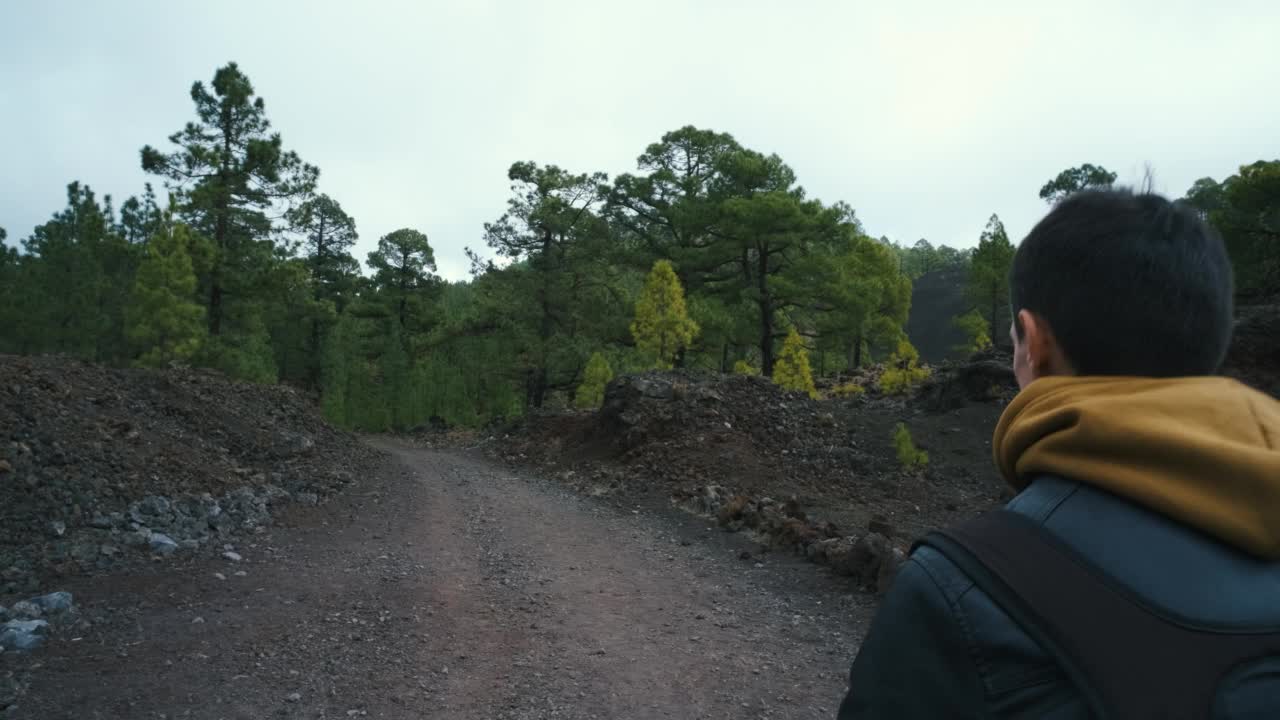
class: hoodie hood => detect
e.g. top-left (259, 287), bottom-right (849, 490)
top-left (994, 376), bottom-right (1280, 558)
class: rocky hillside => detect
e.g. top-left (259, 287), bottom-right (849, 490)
top-left (0, 354), bottom-right (380, 596)
top-left (489, 367), bottom-right (1016, 570)
top-left (1222, 303), bottom-right (1280, 398)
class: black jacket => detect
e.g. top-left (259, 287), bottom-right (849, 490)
top-left (837, 475), bottom-right (1280, 718)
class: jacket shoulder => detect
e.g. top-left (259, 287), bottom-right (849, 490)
top-left (1014, 475), bottom-right (1280, 626)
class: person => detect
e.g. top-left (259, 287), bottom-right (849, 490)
top-left (837, 189), bottom-right (1280, 718)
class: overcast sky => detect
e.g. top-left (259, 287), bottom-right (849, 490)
top-left (2, 0), bottom-right (1277, 281)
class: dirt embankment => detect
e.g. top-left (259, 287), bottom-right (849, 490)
top-left (483, 365), bottom-right (1017, 593)
top-left (0, 354), bottom-right (381, 596)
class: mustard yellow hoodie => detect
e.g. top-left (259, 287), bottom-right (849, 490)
top-left (993, 376), bottom-right (1280, 558)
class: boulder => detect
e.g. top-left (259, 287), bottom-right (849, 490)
top-left (867, 516), bottom-right (894, 537)
top-left (827, 532), bottom-right (906, 595)
top-left (8, 601), bottom-right (41, 620)
top-left (149, 533), bottom-right (178, 556)
top-left (28, 592), bottom-right (72, 614)
top-left (0, 619), bottom-right (48, 652)
top-left (122, 528), bottom-right (152, 547)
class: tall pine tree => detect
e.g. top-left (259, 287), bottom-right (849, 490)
top-left (287, 193), bottom-right (359, 386)
top-left (367, 228), bottom-right (438, 339)
top-left (141, 62), bottom-right (317, 336)
top-left (968, 214), bottom-right (1016, 348)
top-left (289, 193), bottom-right (359, 307)
top-left (479, 161), bottom-right (616, 408)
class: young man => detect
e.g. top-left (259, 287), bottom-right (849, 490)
top-left (838, 190), bottom-right (1280, 718)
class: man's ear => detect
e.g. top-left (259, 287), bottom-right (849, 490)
top-left (1017, 309), bottom-right (1071, 377)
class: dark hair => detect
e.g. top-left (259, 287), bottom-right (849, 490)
top-left (1010, 189), bottom-right (1234, 376)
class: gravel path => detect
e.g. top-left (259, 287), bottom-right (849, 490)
top-left (6, 441), bottom-right (874, 719)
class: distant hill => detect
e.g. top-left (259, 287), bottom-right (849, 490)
top-left (907, 268), bottom-right (971, 364)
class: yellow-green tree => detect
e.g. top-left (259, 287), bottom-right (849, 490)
top-left (631, 260), bottom-right (699, 369)
top-left (574, 352), bottom-right (613, 409)
top-left (879, 338), bottom-right (931, 395)
top-left (126, 223), bottom-right (207, 367)
top-left (772, 328), bottom-right (817, 398)
top-left (952, 309), bottom-right (993, 354)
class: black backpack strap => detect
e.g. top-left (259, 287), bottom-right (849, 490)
top-left (915, 512), bottom-right (1108, 717)
top-left (915, 509), bottom-right (1280, 720)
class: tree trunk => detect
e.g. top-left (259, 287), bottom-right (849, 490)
top-left (209, 280), bottom-right (223, 336)
top-left (310, 318), bottom-right (322, 389)
top-left (209, 197), bottom-right (226, 336)
top-left (398, 248), bottom-right (410, 329)
top-left (757, 245), bottom-right (774, 376)
top-left (990, 290), bottom-right (999, 351)
top-left (210, 110), bottom-right (233, 337)
top-left (527, 366), bottom-right (548, 409)
top-left (530, 229), bottom-right (555, 409)
top-left (314, 214), bottom-right (328, 301)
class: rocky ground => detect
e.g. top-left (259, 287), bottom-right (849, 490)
top-left (4, 441), bottom-right (871, 719)
top-left (0, 354), bottom-right (381, 597)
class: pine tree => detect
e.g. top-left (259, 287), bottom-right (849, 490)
top-left (772, 328), bottom-right (817, 398)
top-left (968, 214), bottom-right (1016, 348)
top-left (141, 63), bottom-right (317, 336)
top-left (631, 260), bottom-right (699, 369)
top-left (480, 161), bottom-right (615, 408)
top-left (288, 193), bottom-right (359, 387)
top-left (367, 228), bottom-right (439, 336)
top-left (126, 223), bottom-right (207, 366)
top-left (574, 352), bottom-right (613, 409)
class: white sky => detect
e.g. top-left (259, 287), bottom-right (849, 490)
top-left (2, 0), bottom-right (1277, 281)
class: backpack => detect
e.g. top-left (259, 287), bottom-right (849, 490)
top-left (915, 510), bottom-right (1280, 719)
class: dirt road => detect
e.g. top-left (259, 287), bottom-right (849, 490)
top-left (8, 441), bottom-right (874, 719)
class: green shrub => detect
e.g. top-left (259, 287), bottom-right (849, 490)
top-left (893, 422), bottom-right (929, 468)
top-left (952, 309), bottom-right (993, 354)
top-left (732, 359), bottom-right (758, 376)
top-left (878, 338), bottom-right (931, 395)
top-left (574, 352), bottom-right (613, 409)
top-left (830, 382), bottom-right (866, 398)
